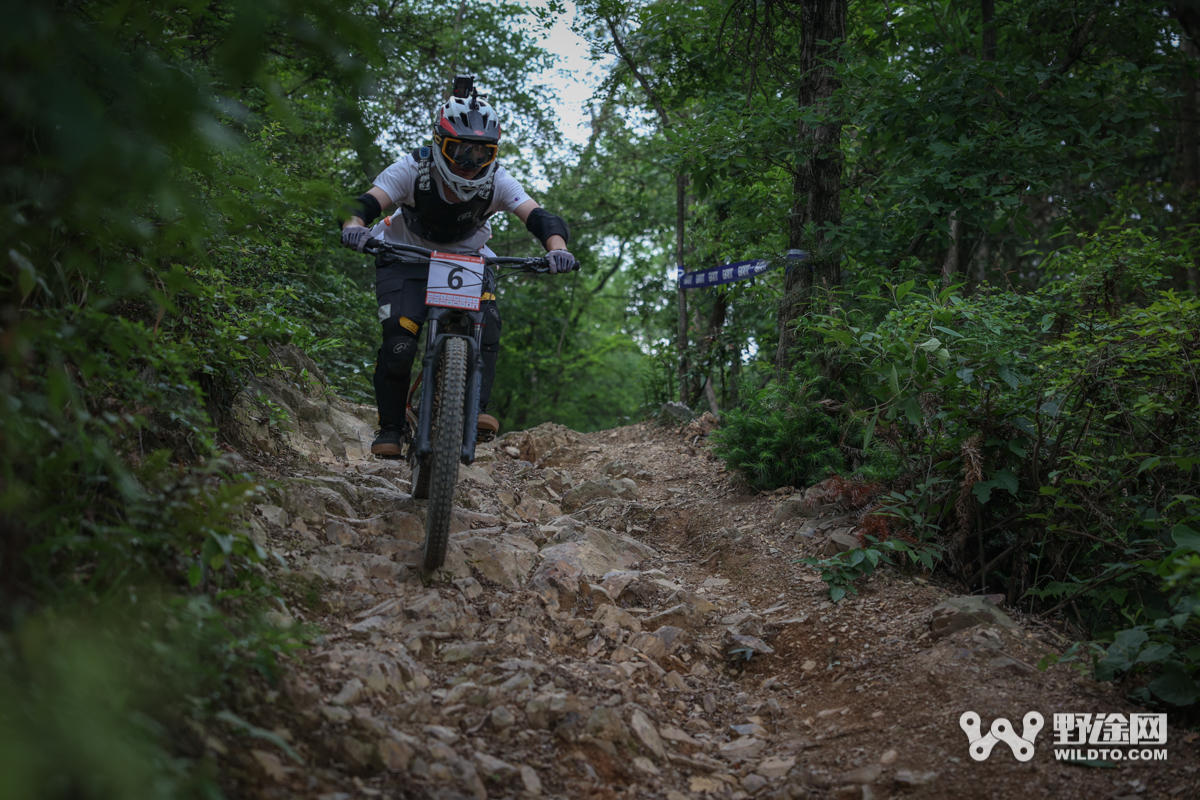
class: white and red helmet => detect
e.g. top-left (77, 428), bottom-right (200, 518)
top-left (431, 92), bottom-right (501, 201)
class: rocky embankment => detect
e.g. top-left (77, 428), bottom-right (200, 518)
top-left (215, 353), bottom-right (1199, 800)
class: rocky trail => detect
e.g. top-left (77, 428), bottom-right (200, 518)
top-left (217, 357), bottom-right (1200, 800)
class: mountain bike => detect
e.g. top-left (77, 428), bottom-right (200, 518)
top-left (354, 238), bottom-right (578, 570)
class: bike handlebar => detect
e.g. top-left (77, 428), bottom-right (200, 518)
top-left (355, 238), bottom-right (580, 274)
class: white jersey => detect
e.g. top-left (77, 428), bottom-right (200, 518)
top-left (369, 154), bottom-right (531, 259)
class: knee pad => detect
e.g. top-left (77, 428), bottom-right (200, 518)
top-left (481, 302), bottom-right (502, 352)
top-left (380, 319), bottom-right (419, 378)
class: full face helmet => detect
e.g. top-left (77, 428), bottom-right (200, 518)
top-left (431, 79), bottom-right (501, 201)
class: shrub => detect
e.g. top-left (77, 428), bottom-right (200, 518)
top-left (808, 229), bottom-right (1200, 704)
top-left (712, 377), bottom-right (900, 489)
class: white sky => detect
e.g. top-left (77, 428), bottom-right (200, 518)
top-left (520, 1), bottom-right (610, 145)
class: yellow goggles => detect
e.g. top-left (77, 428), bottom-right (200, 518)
top-left (439, 137), bottom-right (498, 170)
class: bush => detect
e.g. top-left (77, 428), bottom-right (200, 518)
top-left (711, 377), bottom-right (900, 489)
top-left (808, 229), bottom-right (1200, 705)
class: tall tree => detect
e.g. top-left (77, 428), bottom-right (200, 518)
top-left (775, 0), bottom-right (847, 373)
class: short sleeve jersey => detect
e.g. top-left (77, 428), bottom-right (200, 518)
top-left (369, 154), bottom-right (532, 257)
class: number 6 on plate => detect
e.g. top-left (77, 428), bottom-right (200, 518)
top-left (427, 252), bottom-right (485, 310)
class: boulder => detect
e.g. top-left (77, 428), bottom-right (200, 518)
top-left (658, 402), bottom-right (694, 424)
top-left (719, 737), bottom-right (766, 761)
top-left (457, 463), bottom-right (495, 486)
top-left (561, 478), bottom-right (639, 510)
top-left (630, 626), bottom-right (687, 658)
top-left (350, 510), bottom-right (424, 542)
top-left (513, 423), bottom-right (585, 465)
top-left (821, 531), bottom-right (860, 556)
top-left (525, 692), bottom-right (580, 730)
top-left (455, 534), bottom-right (539, 589)
top-left (630, 709), bottom-right (667, 761)
top-left (585, 706), bottom-right (632, 744)
top-left (542, 523), bottom-right (658, 577)
top-left (515, 496), bottom-right (562, 523)
top-left (930, 596), bottom-right (1018, 639)
top-left (601, 460), bottom-right (645, 479)
top-left (771, 496), bottom-right (816, 525)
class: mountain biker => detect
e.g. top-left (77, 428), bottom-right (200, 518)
top-left (340, 78), bottom-right (574, 458)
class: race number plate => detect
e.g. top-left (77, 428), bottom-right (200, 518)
top-left (426, 252), bottom-right (486, 310)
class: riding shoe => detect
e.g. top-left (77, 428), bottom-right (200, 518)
top-left (371, 424), bottom-right (407, 458)
top-left (477, 413), bottom-right (500, 442)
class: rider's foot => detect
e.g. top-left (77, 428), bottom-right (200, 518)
top-left (371, 424), bottom-right (407, 457)
top-left (477, 413), bottom-right (499, 442)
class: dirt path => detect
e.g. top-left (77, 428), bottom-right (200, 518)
top-left (224, 411), bottom-right (1199, 800)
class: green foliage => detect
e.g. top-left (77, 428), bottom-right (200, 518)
top-left (1, 0), bottom-right (370, 793)
top-left (0, 592), bottom-right (306, 800)
top-left (710, 379), bottom-right (850, 489)
top-left (711, 373), bottom-right (903, 490)
top-left (802, 547), bottom-right (883, 604)
top-left (802, 537), bottom-right (941, 603)
top-left (811, 228), bottom-right (1200, 702)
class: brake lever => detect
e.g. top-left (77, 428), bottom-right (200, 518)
top-left (356, 237), bottom-right (382, 255)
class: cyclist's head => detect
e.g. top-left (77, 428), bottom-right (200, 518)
top-left (431, 91), bottom-right (501, 200)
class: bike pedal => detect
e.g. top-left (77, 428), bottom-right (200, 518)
top-left (476, 429), bottom-right (496, 444)
top-left (374, 453), bottom-right (405, 461)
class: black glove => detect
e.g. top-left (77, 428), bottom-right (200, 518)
top-left (341, 224), bottom-right (371, 252)
top-left (547, 249), bottom-right (575, 275)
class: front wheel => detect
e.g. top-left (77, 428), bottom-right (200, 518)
top-left (423, 337), bottom-right (467, 571)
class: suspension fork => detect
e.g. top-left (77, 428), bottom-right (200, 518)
top-left (461, 321), bottom-right (484, 463)
top-left (413, 314), bottom-right (484, 465)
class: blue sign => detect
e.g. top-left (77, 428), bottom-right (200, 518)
top-left (678, 250), bottom-right (806, 290)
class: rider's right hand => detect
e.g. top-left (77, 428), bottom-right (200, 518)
top-left (341, 224), bottom-right (371, 252)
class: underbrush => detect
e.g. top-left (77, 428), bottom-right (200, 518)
top-left (711, 378), bottom-right (904, 489)
top-left (1, 2), bottom-right (366, 794)
top-left (718, 229), bottom-right (1200, 707)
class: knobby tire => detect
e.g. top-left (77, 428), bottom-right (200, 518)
top-left (423, 337), bottom-right (467, 571)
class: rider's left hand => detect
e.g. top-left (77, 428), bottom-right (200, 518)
top-left (547, 249), bottom-right (575, 275)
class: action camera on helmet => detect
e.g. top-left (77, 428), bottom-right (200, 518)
top-left (452, 75), bottom-right (474, 99)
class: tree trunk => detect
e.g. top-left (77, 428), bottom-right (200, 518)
top-left (676, 173), bottom-right (690, 405)
top-left (689, 304), bottom-right (704, 402)
top-left (728, 356), bottom-right (742, 409)
top-left (981, 0), bottom-right (996, 61)
top-left (775, 0), bottom-right (847, 374)
top-left (941, 209), bottom-right (961, 286)
top-left (703, 377), bottom-right (720, 416)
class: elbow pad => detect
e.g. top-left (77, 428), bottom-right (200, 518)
top-left (524, 207), bottom-right (570, 248)
top-left (348, 192), bottom-right (382, 226)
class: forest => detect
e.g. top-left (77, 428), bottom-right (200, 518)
top-left (2, 0), bottom-right (1199, 796)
